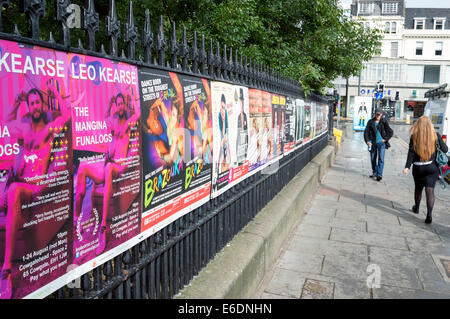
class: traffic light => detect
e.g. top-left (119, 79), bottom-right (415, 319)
top-left (395, 91), bottom-right (399, 101)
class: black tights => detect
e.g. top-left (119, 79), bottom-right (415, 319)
top-left (414, 185), bottom-right (435, 218)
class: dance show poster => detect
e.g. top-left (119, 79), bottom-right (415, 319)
top-left (259, 91), bottom-right (272, 166)
top-left (248, 89), bottom-right (262, 172)
top-left (211, 81), bottom-right (234, 197)
top-left (70, 53), bottom-right (142, 266)
top-left (283, 96), bottom-right (296, 154)
top-left (180, 74), bottom-right (212, 210)
top-left (0, 39), bottom-right (73, 299)
top-left (295, 98), bottom-right (304, 146)
top-left (139, 69), bottom-right (186, 234)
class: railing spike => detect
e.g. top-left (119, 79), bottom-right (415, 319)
top-left (24, 0), bottom-right (45, 40)
top-left (124, 0), bottom-right (138, 60)
top-left (82, 0), bottom-right (99, 52)
top-left (106, 0), bottom-right (120, 57)
top-left (142, 9), bottom-right (154, 64)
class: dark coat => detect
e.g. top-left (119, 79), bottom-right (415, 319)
top-left (364, 116), bottom-right (394, 150)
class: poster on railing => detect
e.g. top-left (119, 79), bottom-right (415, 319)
top-left (271, 94), bottom-right (285, 160)
top-left (180, 74), bottom-right (212, 211)
top-left (259, 91), bottom-right (272, 166)
top-left (0, 39), bottom-right (73, 299)
top-left (283, 97), bottom-right (296, 154)
top-left (303, 102), bottom-right (311, 143)
top-left (70, 53), bottom-right (142, 268)
top-left (295, 98), bottom-right (304, 147)
top-left (139, 69), bottom-right (186, 235)
top-left (248, 89), bottom-right (262, 172)
top-left (229, 86), bottom-right (250, 183)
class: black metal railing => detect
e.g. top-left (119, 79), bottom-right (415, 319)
top-left (0, 0), bottom-right (331, 299)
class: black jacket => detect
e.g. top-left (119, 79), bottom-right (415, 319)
top-left (363, 117), bottom-right (394, 150)
top-left (405, 133), bottom-right (448, 169)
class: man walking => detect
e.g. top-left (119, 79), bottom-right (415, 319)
top-left (364, 108), bottom-right (393, 181)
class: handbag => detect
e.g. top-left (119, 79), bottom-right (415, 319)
top-left (436, 139), bottom-right (449, 189)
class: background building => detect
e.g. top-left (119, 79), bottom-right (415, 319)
top-left (343, 0), bottom-right (450, 120)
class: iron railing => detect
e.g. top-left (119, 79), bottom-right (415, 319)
top-left (0, 0), bottom-right (332, 299)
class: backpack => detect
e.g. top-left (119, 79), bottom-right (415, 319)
top-left (436, 138), bottom-right (449, 189)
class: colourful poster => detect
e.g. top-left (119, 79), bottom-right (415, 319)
top-left (0, 39), bottom-right (73, 299)
top-left (211, 81), bottom-right (234, 196)
top-left (284, 96), bottom-right (296, 154)
top-left (70, 53), bottom-right (142, 265)
top-left (139, 69), bottom-right (186, 234)
top-left (271, 94), bottom-right (285, 159)
top-left (180, 74), bottom-right (212, 210)
top-left (248, 89), bottom-right (262, 172)
top-left (259, 91), bottom-right (272, 166)
top-left (353, 96), bottom-right (372, 131)
top-left (303, 102), bottom-right (311, 143)
top-left (295, 98), bottom-right (304, 146)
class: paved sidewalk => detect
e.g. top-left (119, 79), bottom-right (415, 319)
top-left (255, 128), bottom-right (450, 299)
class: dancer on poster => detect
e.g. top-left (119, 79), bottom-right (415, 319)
top-left (71, 54), bottom-right (142, 263)
top-left (0, 40), bottom-right (74, 299)
top-left (260, 91), bottom-right (272, 165)
top-left (140, 70), bottom-right (184, 233)
top-left (181, 75), bottom-right (212, 205)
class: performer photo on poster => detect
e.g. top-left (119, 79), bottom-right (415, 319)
top-left (310, 101), bottom-right (317, 139)
top-left (0, 39), bottom-right (73, 299)
top-left (211, 81), bottom-right (234, 197)
top-left (284, 96), bottom-right (296, 154)
top-left (181, 74), bottom-right (212, 208)
top-left (70, 53), bottom-right (142, 266)
top-left (139, 69), bottom-right (185, 234)
top-left (248, 89), bottom-right (262, 172)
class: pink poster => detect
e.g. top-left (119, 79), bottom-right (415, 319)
top-left (0, 39), bottom-right (73, 298)
top-left (69, 53), bottom-right (142, 266)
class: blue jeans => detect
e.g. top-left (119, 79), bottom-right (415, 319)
top-left (371, 142), bottom-right (385, 177)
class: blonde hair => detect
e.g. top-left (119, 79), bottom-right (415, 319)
top-left (409, 116), bottom-right (437, 162)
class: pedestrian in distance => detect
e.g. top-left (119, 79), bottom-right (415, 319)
top-left (403, 115), bottom-right (448, 224)
top-left (364, 108), bottom-right (394, 181)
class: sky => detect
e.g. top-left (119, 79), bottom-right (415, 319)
top-left (339, 0), bottom-right (450, 9)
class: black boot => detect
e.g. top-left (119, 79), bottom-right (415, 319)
top-left (425, 212), bottom-right (432, 224)
top-left (412, 205), bottom-right (419, 214)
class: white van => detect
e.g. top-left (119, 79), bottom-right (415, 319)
top-left (424, 84), bottom-right (450, 155)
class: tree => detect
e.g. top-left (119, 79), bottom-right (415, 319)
top-left (1, 0), bottom-right (381, 93)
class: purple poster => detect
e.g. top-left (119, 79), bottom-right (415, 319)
top-left (70, 53), bottom-right (142, 266)
top-left (0, 39), bottom-right (73, 299)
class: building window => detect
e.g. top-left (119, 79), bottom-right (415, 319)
top-left (407, 65), bottom-right (441, 84)
top-left (359, 3), bottom-right (373, 14)
top-left (434, 18), bottom-right (445, 30)
top-left (407, 65), bottom-right (424, 83)
top-left (382, 2), bottom-right (398, 14)
top-left (391, 21), bottom-right (397, 33)
top-left (386, 64), bottom-right (402, 81)
top-left (436, 42), bottom-right (443, 56)
top-left (391, 42), bottom-right (398, 58)
top-left (424, 65), bottom-right (440, 84)
top-left (385, 22), bottom-right (391, 33)
top-left (414, 19), bottom-right (425, 30)
top-left (446, 66), bottom-right (450, 84)
top-left (416, 41), bottom-right (423, 55)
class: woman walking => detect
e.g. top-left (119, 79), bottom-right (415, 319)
top-left (403, 116), bottom-right (448, 224)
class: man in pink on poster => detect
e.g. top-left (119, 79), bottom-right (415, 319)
top-left (0, 80), bottom-right (72, 299)
top-left (74, 92), bottom-right (140, 256)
